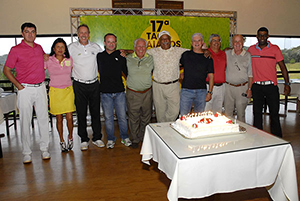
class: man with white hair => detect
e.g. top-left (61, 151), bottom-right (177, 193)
top-left (147, 30), bottom-right (188, 122)
top-left (126, 38), bottom-right (154, 148)
top-left (180, 33), bottom-right (214, 116)
top-left (224, 34), bottom-right (253, 122)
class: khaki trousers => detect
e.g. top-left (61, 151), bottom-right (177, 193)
top-left (153, 81), bottom-right (180, 123)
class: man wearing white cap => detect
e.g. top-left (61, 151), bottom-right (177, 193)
top-left (147, 30), bottom-right (188, 122)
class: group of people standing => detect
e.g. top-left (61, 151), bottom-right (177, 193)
top-left (178, 28), bottom-right (290, 139)
top-left (3, 22), bottom-right (290, 164)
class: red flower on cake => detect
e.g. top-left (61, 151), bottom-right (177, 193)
top-left (192, 123), bottom-right (198, 128)
top-left (198, 118), bottom-right (213, 124)
top-left (214, 113), bottom-right (219, 117)
top-left (206, 118), bottom-right (213, 124)
top-left (226, 120), bottom-right (233, 124)
top-left (180, 116), bottom-right (187, 121)
top-left (199, 118), bottom-right (205, 123)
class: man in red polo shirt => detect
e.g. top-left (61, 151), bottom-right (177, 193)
top-left (205, 34), bottom-right (226, 114)
top-left (3, 22), bottom-right (50, 163)
top-left (248, 27), bottom-right (290, 137)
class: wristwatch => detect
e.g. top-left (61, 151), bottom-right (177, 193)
top-left (284, 82), bottom-right (291, 86)
top-left (207, 91), bottom-right (213, 95)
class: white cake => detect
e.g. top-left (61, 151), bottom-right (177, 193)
top-left (171, 112), bottom-right (240, 139)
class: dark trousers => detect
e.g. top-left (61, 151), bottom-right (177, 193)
top-left (252, 83), bottom-right (282, 137)
top-left (73, 80), bottom-right (102, 142)
top-left (126, 89), bottom-right (152, 143)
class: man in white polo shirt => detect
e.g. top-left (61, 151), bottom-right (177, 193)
top-left (68, 24), bottom-right (105, 150)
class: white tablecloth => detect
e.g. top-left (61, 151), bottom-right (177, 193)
top-left (0, 92), bottom-right (17, 124)
top-left (141, 122), bottom-right (299, 201)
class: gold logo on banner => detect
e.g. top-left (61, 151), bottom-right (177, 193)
top-left (140, 19), bottom-right (181, 49)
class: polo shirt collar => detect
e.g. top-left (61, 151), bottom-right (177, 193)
top-left (77, 40), bottom-right (91, 47)
top-left (255, 41), bottom-right (270, 50)
top-left (159, 46), bottom-right (173, 51)
top-left (208, 47), bottom-right (221, 55)
top-left (21, 39), bottom-right (37, 48)
top-left (132, 52), bottom-right (149, 58)
top-left (231, 49), bottom-right (246, 56)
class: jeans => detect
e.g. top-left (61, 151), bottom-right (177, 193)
top-left (101, 92), bottom-right (129, 141)
top-left (252, 83), bottom-right (282, 137)
top-left (180, 88), bottom-right (207, 116)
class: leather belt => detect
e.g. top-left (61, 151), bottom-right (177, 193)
top-left (21, 82), bottom-right (43, 87)
top-left (226, 81), bottom-right (248, 87)
top-left (254, 81), bottom-right (274, 85)
top-left (153, 79), bottom-right (178, 85)
top-left (127, 87), bottom-right (152, 94)
top-left (214, 83), bottom-right (223, 86)
top-left (74, 77), bottom-right (98, 84)
top-left (206, 82), bottom-right (224, 86)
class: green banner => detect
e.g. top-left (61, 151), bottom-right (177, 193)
top-left (80, 15), bottom-right (230, 50)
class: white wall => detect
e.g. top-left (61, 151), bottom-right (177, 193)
top-left (1, 0), bottom-right (300, 36)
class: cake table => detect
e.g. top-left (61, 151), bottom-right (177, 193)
top-left (140, 121), bottom-right (299, 201)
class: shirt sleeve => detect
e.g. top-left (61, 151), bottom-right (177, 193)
top-left (274, 45), bottom-right (284, 62)
top-left (44, 61), bottom-right (48, 70)
top-left (4, 47), bottom-right (17, 68)
top-left (70, 57), bottom-right (73, 67)
top-left (246, 53), bottom-right (253, 77)
top-left (179, 53), bottom-right (185, 68)
top-left (121, 55), bottom-right (128, 77)
top-left (147, 48), bottom-right (154, 56)
top-left (96, 43), bottom-right (103, 53)
top-left (180, 47), bottom-right (189, 54)
top-left (208, 58), bottom-right (214, 74)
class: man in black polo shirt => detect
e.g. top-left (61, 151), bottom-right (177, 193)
top-left (97, 33), bottom-right (132, 149)
top-left (179, 33), bottom-right (214, 116)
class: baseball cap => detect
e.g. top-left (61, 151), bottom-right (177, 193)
top-left (158, 30), bottom-right (171, 39)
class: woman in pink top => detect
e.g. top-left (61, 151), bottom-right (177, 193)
top-left (45, 38), bottom-right (75, 152)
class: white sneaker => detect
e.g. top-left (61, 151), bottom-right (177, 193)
top-left (23, 154), bottom-right (32, 164)
top-left (106, 140), bottom-right (115, 149)
top-left (92, 140), bottom-right (105, 148)
top-left (80, 142), bottom-right (89, 151)
top-left (42, 151), bottom-right (51, 160)
top-left (121, 138), bottom-right (132, 147)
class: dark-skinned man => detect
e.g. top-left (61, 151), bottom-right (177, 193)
top-left (248, 27), bottom-right (290, 137)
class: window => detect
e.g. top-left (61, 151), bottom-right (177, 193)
top-left (156, 0), bottom-right (184, 15)
top-left (244, 36), bottom-right (300, 50)
top-left (112, 0), bottom-right (142, 8)
top-left (112, 0), bottom-right (142, 14)
top-left (0, 35), bottom-right (72, 80)
top-left (244, 36), bottom-right (300, 79)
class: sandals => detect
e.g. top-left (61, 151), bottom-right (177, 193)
top-left (60, 142), bottom-right (68, 152)
top-left (67, 139), bottom-right (73, 151)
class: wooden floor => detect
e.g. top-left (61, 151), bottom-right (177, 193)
top-left (0, 103), bottom-right (299, 201)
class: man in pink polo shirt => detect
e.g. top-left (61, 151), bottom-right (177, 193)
top-left (3, 22), bottom-right (50, 164)
top-left (248, 27), bottom-right (290, 137)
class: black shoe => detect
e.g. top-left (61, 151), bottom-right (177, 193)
top-left (131, 143), bottom-right (139, 149)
